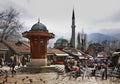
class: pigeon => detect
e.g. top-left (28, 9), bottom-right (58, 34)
top-left (40, 78), bottom-right (43, 81)
top-left (43, 81), bottom-right (45, 83)
top-left (29, 79), bottom-right (33, 83)
top-left (26, 76), bottom-right (29, 79)
top-left (14, 81), bottom-right (17, 84)
top-left (22, 78), bottom-right (25, 81)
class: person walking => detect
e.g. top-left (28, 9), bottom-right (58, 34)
top-left (100, 59), bottom-right (108, 80)
top-left (11, 61), bottom-right (16, 77)
top-left (0, 57), bottom-right (3, 68)
top-left (10, 55), bottom-right (16, 77)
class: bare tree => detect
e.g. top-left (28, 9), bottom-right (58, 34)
top-left (0, 7), bottom-right (23, 41)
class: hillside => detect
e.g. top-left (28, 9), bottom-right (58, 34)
top-left (88, 33), bottom-right (119, 42)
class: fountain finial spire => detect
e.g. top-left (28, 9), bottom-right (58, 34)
top-left (38, 18), bottom-right (40, 23)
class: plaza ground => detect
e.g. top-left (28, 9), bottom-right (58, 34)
top-left (0, 65), bottom-right (120, 84)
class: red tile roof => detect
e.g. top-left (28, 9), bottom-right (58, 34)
top-left (47, 48), bottom-right (68, 56)
top-left (2, 40), bottom-right (68, 55)
top-left (3, 40), bottom-right (30, 54)
top-left (0, 42), bottom-right (8, 50)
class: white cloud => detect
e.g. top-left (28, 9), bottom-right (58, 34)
top-left (1, 0), bottom-right (120, 47)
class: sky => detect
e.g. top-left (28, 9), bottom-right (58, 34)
top-left (0, 0), bottom-right (120, 47)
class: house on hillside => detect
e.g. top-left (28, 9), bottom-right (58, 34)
top-left (86, 43), bottom-right (104, 59)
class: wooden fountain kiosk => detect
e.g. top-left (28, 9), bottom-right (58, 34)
top-left (22, 20), bottom-right (54, 67)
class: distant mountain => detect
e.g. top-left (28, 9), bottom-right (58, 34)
top-left (88, 33), bottom-right (119, 42)
top-left (113, 33), bottom-right (120, 40)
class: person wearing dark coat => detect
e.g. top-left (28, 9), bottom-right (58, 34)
top-left (100, 60), bottom-right (108, 80)
top-left (0, 58), bottom-right (3, 67)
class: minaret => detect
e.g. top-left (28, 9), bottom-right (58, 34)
top-left (71, 9), bottom-right (76, 48)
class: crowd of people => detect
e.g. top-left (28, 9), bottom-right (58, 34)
top-left (64, 57), bottom-right (111, 80)
top-left (0, 55), bottom-right (119, 79)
